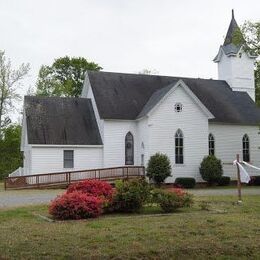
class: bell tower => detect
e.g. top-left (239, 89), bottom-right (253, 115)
top-left (214, 10), bottom-right (257, 101)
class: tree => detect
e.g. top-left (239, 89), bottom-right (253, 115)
top-left (146, 153), bottom-right (172, 186)
top-left (234, 21), bottom-right (260, 105)
top-left (0, 124), bottom-right (22, 179)
top-left (0, 51), bottom-right (30, 138)
top-left (36, 56), bottom-right (102, 97)
top-left (199, 155), bottom-right (223, 185)
top-left (138, 68), bottom-right (159, 75)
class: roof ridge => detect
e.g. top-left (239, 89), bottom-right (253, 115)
top-left (87, 70), bottom-right (225, 83)
top-left (24, 95), bottom-right (89, 100)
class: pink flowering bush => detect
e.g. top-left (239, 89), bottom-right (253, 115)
top-left (67, 180), bottom-right (113, 203)
top-left (49, 191), bottom-right (103, 220)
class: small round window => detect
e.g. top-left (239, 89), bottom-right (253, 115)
top-left (174, 103), bottom-right (183, 112)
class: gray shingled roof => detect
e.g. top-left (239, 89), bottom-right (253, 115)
top-left (88, 71), bottom-right (260, 125)
top-left (223, 10), bottom-right (244, 46)
top-left (213, 11), bottom-right (244, 61)
top-left (137, 84), bottom-right (174, 119)
top-left (25, 96), bottom-right (102, 145)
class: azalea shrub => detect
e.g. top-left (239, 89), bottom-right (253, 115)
top-left (67, 180), bottom-right (113, 202)
top-left (154, 188), bottom-right (193, 213)
top-left (110, 179), bottom-right (151, 213)
top-left (49, 191), bottom-right (103, 220)
top-left (49, 178), bottom-right (193, 220)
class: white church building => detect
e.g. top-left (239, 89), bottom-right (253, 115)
top-left (20, 11), bottom-right (260, 182)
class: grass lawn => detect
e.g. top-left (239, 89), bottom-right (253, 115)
top-left (0, 195), bottom-right (259, 259)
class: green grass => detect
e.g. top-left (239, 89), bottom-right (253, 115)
top-left (0, 195), bottom-right (260, 259)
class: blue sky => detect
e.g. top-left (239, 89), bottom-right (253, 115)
top-left (0, 0), bottom-right (259, 120)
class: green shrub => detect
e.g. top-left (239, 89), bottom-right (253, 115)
top-left (111, 179), bottom-right (151, 213)
top-left (200, 155), bottom-right (223, 185)
top-left (217, 176), bottom-right (231, 186)
top-left (199, 201), bottom-right (210, 211)
top-left (175, 177), bottom-right (196, 188)
top-left (249, 176), bottom-right (260, 186)
top-left (154, 188), bottom-right (193, 213)
top-left (155, 191), bottom-right (183, 213)
top-left (146, 153), bottom-right (172, 185)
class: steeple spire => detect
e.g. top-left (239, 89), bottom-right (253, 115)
top-left (223, 9), bottom-right (243, 46)
top-left (214, 10), bottom-right (256, 102)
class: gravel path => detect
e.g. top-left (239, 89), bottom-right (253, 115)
top-left (189, 187), bottom-right (260, 196)
top-left (0, 187), bottom-right (64, 208)
top-left (0, 185), bottom-right (259, 209)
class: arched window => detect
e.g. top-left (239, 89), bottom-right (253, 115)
top-left (141, 142), bottom-right (145, 166)
top-left (125, 132), bottom-right (134, 165)
top-left (175, 129), bottom-right (183, 164)
top-left (242, 134), bottom-right (250, 162)
top-left (208, 133), bottom-right (215, 156)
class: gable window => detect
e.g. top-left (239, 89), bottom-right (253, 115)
top-left (175, 129), bottom-right (183, 164)
top-left (64, 150), bottom-right (74, 168)
top-left (208, 133), bottom-right (215, 156)
top-left (242, 134), bottom-right (250, 162)
top-left (125, 132), bottom-right (134, 165)
top-left (174, 103), bottom-right (183, 113)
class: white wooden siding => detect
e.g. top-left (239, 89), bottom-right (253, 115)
top-left (209, 123), bottom-right (260, 179)
top-left (137, 118), bottom-right (149, 166)
top-left (218, 49), bottom-right (255, 100)
top-left (148, 85), bottom-right (209, 182)
top-left (86, 85), bottom-right (104, 140)
top-left (30, 147), bottom-right (103, 175)
top-left (103, 120), bottom-right (138, 167)
top-left (21, 114), bottom-right (32, 175)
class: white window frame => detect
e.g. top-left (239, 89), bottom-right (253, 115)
top-left (63, 150), bottom-right (74, 168)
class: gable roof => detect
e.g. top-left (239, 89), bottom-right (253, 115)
top-left (87, 71), bottom-right (260, 125)
top-left (137, 80), bottom-right (214, 119)
top-left (25, 96), bottom-right (102, 145)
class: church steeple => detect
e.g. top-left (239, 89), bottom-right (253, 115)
top-left (223, 9), bottom-right (243, 46)
top-left (213, 10), bottom-right (257, 102)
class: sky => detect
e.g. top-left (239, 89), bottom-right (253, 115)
top-left (0, 0), bottom-right (259, 120)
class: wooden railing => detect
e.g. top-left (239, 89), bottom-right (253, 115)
top-left (4, 166), bottom-right (145, 190)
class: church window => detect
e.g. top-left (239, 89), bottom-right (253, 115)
top-left (175, 129), bottom-right (184, 164)
top-left (174, 103), bottom-right (183, 112)
top-left (125, 132), bottom-right (134, 165)
top-left (208, 133), bottom-right (215, 156)
top-left (242, 134), bottom-right (250, 162)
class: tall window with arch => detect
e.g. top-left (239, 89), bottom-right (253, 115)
top-left (175, 129), bottom-right (183, 164)
top-left (208, 133), bottom-right (215, 156)
top-left (242, 134), bottom-right (250, 162)
top-left (125, 132), bottom-right (134, 165)
top-left (141, 142), bottom-right (145, 166)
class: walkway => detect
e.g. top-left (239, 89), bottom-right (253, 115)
top-left (0, 183), bottom-right (259, 209)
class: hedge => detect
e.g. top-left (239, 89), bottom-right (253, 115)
top-left (175, 177), bottom-right (196, 188)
